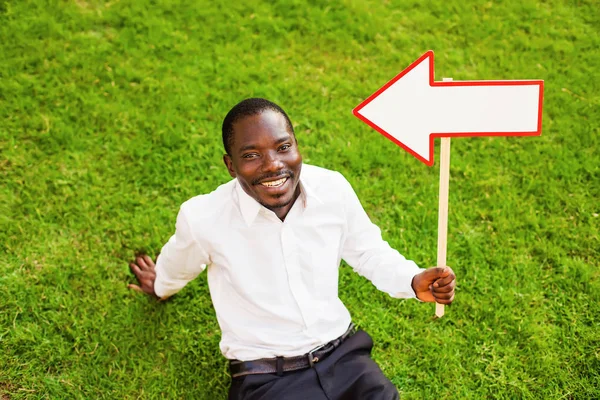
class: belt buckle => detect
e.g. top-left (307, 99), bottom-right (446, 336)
top-left (307, 343), bottom-right (326, 367)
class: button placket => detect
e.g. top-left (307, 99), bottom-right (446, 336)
top-left (280, 223), bottom-right (316, 328)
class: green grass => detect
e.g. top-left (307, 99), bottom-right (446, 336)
top-left (1, 0), bottom-right (599, 398)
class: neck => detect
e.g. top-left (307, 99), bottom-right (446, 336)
top-left (273, 185), bottom-right (301, 221)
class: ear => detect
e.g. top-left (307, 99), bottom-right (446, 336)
top-left (223, 154), bottom-right (236, 178)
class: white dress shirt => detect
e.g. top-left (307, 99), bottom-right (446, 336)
top-left (154, 164), bottom-right (423, 361)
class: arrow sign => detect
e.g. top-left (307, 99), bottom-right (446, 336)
top-left (354, 51), bottom-right (544, 318)
top-left (353, 50), bottom-right (544, 166)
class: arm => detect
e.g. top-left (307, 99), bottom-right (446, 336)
top-left (128, 204), bottom-right (210, 300)
top-left (339, 174), bottom-right (456, 303)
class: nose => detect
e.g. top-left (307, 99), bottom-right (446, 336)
top-left (261, 150), bottom-right (284, 173)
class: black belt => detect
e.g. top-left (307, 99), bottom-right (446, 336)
top-left (229, 324), bottom-right (356, 378)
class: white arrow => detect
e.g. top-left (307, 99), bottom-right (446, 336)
top-left (354, 51), bottom-right (544, 166)
top-left (354, 51), bottom-right (544, 318)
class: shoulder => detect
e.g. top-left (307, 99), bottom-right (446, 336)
top-left (179, 179), bottom-right (236, 222)
top-left (302, 163), bottom-right (349, 185)
top-left (301, 163), bottom-right (355, 197)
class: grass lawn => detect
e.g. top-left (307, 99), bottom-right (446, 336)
top-left (1, 0), bottom-right (599, 398)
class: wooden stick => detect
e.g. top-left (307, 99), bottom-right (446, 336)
top-left (436, 77), bottom-right (453, 318)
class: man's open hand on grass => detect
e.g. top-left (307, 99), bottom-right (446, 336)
top-left (411, 266), bottom-right (456, 304)
top-left (129, 254), bottom-right (158, 298)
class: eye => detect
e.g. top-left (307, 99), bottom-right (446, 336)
top-left (242, 153), bottom-right (259, 159)
top-left (279, 144), bottom-right (291, 151)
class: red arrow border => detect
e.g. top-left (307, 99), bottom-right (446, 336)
top-left (353, 50), bottom-right (544, 166)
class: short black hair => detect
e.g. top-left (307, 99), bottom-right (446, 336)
top-left (222, 98), bottom-right (294, 155)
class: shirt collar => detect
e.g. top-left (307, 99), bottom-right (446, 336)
top-left (235, 179), bottom-right (262, 227)
top-left (235, 165), bottom-right (323, 227)
top-left (298, 175), bottom-right (323, 209)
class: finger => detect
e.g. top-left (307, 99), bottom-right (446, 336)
top-left (434, 291), bottom-right (455, 303)
top-left (433, 273), bottom-right (455, 288)
top-left (432, 285), bottom-right (454, 296)
top-left (435, 295), bottom-right (454, 305)
top-left (434, 289), bottom-right (454, 299)
top-left (128, 284), bottom-right (144, 293)
top-left (435, 293), bottom-right (455, 305)
top-left (142, 254), bottom-right (155, 268)
top-left (433, 278), bottom-right (456, 292)
top-left (136, 256), bottom-right (149, 270)
top-left (421, 267), bottom-right (450, 284)
top-left (130, 264), bottom-right (154, 286)
top-left (129, 262), bottom-right (142, 275)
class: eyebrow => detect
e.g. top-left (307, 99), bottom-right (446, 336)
top-left (238, 136), bottom-right (292, 154)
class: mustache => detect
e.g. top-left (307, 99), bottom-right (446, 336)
top-left (252, 170), bottom-right (295, 185)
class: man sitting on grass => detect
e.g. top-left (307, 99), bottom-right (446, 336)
top-left (129, 98), bottom-right (456, 400)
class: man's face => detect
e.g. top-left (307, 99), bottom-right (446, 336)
top-left (223, 110), bottom-right (302, 220)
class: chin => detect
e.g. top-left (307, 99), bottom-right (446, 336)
top-left (263, 190), bottom-right (298, 208)
top-left (257, 181), bottom-right (299, 210)
top-left (262, 197), bottom-right (293, 210)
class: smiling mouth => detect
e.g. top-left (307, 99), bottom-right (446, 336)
top-left (259, 177), bottom-right (288, 188)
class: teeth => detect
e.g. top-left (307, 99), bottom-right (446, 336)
top-left (261, 177), bottom-right (287, 187)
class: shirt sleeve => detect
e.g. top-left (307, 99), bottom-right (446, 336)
top-left (154, 204), bottom-right (210, 299)
top-left (339, 174), bottom-right (424, 299)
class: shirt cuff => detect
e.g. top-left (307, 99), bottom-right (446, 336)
top-left (390, 267), bottom-right (424, 300)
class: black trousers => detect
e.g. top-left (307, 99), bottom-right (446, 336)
top-left (228, 330), bottom-right (399, 400)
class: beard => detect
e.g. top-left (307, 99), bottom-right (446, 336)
top-left (259, 183), bottom-right (300, 211)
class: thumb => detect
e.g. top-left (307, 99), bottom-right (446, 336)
top-left (128, 284), bottom-right (144, 293)
top-left (421, 267), bottom-right (450, 283)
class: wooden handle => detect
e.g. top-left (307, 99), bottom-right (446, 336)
top-left (436, 137), bottom-right (451, 317)
top-left (436, 77), bottom-right (453, 318)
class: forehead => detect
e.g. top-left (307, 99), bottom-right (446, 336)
top-left (231, 110), bottom-right (292, 148)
